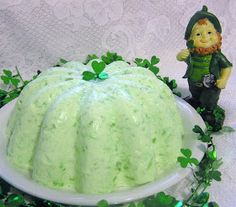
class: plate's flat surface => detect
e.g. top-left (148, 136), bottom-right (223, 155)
top-left (0, 97), bottom-right (205, 206)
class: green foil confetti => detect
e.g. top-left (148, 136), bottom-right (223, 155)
top-left (175, 201), bottom-right (183, 207)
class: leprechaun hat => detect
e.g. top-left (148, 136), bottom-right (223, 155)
top-left (184, 5), bottom-right (222, 40)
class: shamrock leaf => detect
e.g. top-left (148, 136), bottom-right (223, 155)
top-left (208, 201), bottom-right (220, 207)
top-left (0, 67), bottom-right (30, 106)
top-left (82, 71), bottom-right (96, 81)
top-left (116, 55), bottom-right (123, 61)
top-left (3, 90), bottom-right (20, 105)
top-left (177, 149), bottom-right (199, 168)
top-left (134, 58), bottom-right (143, 66)
top-left (190, 157), bottom-right (199, 166)
top-left (82, 61), bottom-right (108, 81)
top-left (1, 69), bottom-right (22, 88)
top-left (169, 80), bottom-right (177, 90)
top-left (106, 51), bottom-right (113, 58)
top-left (209, 170), bottom-right (221, 181)
top-left (160, 77), bottom-right (172, 88)
top-left (177, 157), bottom-right (189, 168)
top-left (101, 51), bottom-right (124, 65)
top-left (59, 58), bottom-right (68, 64)
top-left (101, 56), bottom-right (110, 65)
top-left (134, 56), bottom-right (162, 77)
top-left (157, 76), bottom-right (181, 96)
top-left (53, 58), bottom-right (69, 67)
top-left (192, 125), bottom-right (213, 143)
top-left (11, 78), bottom-right (20, 87)
top-left (3, 69), bottom-right (12, 77)
top-left (212, 158), bottom-right (223, 170)
top-left (193, 192), bottom-right (209, 204)
top-left (84, 54), bottom-right (98, 64)
top-left (173, 91), bottom-right (182, 97)
top-left (181, 148), bottom-right (192, 157)
top-left (162, 77), bottom-right (169, 83)
top-left (1, 69), bottom-right (13, 85)
top-left (0, 89), bottom-right (7, 98)
top-left (193, 125), bottom-right (205, 135)
top-left (220, 126), bottom-right (235, 133)
top-left (92, 61), bottom-right (106, 74)
top-left (88, 54), bottom-right (98, 60)
top-left (156, 192), bottom-right (173, 205)
top-left (23, 80), bottom-right (31, 86)
top-left (208, 150), bottom-right (217, 160)
top-left (143, 192), bottom-right (179, 207)
top-left (97, 200), bottom-right (109, 207)
top-left (151, 56), bottom-right (160, 65)
top-left (200, 134), bottom-right (212, 143)
top-left (142, 59), bottom-right (150, 68)
top-left (1, 75), bottom-right (10, 84)
top-left (149, 65), bottom-right (159, 75)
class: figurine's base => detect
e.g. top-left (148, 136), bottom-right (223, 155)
top-left (184, 97), bottom-right (225, 132)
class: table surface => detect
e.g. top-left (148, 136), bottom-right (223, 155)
top-left (0, 1), bottom-right (236, 206)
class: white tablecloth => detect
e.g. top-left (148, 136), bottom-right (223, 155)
top-left (0, 0), bottom-right (236, 206)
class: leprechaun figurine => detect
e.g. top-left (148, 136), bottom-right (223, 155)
top-left (177, 5), bottom-right (233, 131)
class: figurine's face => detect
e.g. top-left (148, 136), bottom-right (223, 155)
top-left (190, 19), bottom-right (219, 48)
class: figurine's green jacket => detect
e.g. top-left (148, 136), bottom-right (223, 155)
top-left (183, 51), bottom-right (232, 81)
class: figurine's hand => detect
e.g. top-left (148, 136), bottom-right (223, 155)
top-left (216, 78), bottom-right (227, 89)
top-left (215, 67), bottom-right (232, 89)
top-left (176, 49), bottom-right (190, 61)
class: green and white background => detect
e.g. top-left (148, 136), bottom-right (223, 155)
top-left (0, 0), bottom-right (236, 206)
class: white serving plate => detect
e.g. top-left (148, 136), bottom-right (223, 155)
top-left (0, 96), bottom-right (205, 206)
